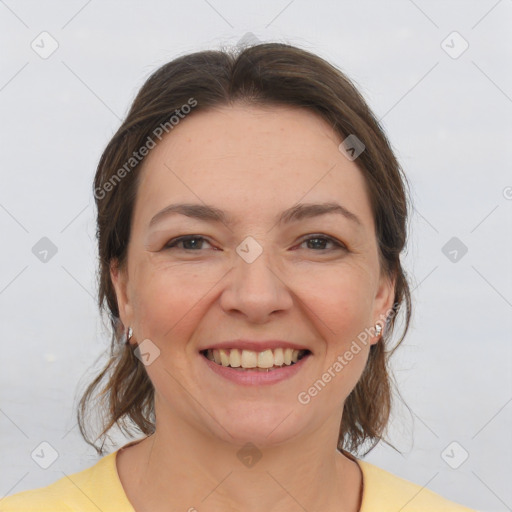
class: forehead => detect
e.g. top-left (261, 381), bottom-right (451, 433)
top-left (133, 104), bottom-right (374, 232)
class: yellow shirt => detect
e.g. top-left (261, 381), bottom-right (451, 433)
top-left (1, 447), bottom-right (476, 511)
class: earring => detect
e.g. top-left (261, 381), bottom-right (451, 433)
top-left (125, 326), bottom-right (133, 345)
top-left (374, 323), bottom-right (382, 337)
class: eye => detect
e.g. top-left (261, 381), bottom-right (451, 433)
top-left (164, 235), bottom-right (214, 251)
top-left (163, 234), bottom-right (346, 252)
top-left (296, 234), bottom-right (347, 251)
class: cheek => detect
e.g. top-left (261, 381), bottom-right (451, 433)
top-left (292, 263), bottom-right (375, 396)
top-left (131, 263), bottom-right (220, 347)
top-left (292, 261), bottom-right (375, 343)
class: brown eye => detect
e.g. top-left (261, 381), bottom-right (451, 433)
top-left (165, 236), bottom-right (213, 251)
top-left (298, 235), bottom-right (346, 251)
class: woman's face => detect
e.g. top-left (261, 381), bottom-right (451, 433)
top-left (111, 104), bottom-right (395, 447)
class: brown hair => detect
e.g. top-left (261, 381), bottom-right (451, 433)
top-left (78, 42), bottom-right (412, 457)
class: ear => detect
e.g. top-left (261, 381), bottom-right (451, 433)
top-left (110, 258), bottom-right (133, 330)
top-left (369, 269), bottom-right (396, 346)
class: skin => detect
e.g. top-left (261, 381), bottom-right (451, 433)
top-left (111, 103), bottom-right (396, 512)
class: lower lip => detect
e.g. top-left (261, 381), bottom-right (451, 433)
top-left (201, 353), bottom-right (311, 386)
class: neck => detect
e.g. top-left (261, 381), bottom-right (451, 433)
top-left (117, 405), bottom-right (363, 512)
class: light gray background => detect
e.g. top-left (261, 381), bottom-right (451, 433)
top-left (1, 1), bottom-right (511, 511)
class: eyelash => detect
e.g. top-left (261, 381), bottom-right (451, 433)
top-left (164, 234), bottom-right (347, 252)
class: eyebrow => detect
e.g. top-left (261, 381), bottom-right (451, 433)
top-left (148, 201), bottom-right (363, 229)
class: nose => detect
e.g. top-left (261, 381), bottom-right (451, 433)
top-left (219, 247), bottom-right (294, 323)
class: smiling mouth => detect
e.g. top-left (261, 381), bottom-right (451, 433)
top-left (200, 348), bottom-right (311, 371)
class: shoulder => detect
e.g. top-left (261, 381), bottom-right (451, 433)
top-left (357, 459), bottom-right (477, 512)
top-left (0, 451), bottom-right (134, 512)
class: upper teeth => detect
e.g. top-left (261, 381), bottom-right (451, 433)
top-left (205, 348), bottom-right (306, 368)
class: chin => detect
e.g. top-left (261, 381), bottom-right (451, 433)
top-left (207, 401), bottom-right (307, 447)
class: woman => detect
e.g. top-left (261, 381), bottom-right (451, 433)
top-left (1, 43), bottom-right (476, 511)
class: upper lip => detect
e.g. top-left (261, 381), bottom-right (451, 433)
top-left (199, 340), bottom-right (312, 353)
